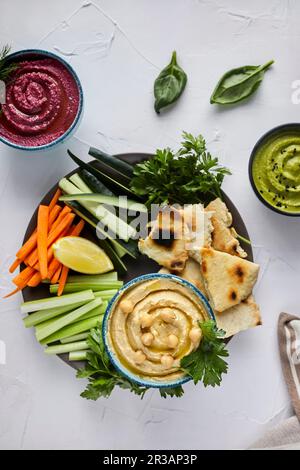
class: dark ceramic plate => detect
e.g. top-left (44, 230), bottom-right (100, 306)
top-left (22, 153), bottom-right (253, 370)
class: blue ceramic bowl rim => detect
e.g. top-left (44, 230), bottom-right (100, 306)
top-left (248, 122), bottom-right (300, 217)
top-left (0, 48), bottom-right (84, 151)
top-left (102, 273), bottom-right (215, 389)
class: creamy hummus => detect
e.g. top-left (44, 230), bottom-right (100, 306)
top-left (252, 131), bottom-right (300, 213)
top-left (0, 57), bottom-right (80, 147)
top-left (107, 277), bottom-right (209, 382)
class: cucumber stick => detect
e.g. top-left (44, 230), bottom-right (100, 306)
top-left (79, 169), bottom-right (114, 197)
top-left (41, 315), bottom-right (102, 344)
top-left (67, 150), bottom-right (136, 197)
top-left (88, 147), bottom-right (134, 179)
top-left (59, 177), bottom-right (136, 241)
top-left (44, 340), bottom-right (89, 355)
top-left (21, 290), bottom-right (95, 314)
top-left (23, 301), bottom-right (86, 328)
top-left (35, 298), bottom-right (102, 341)
top-left (63, 201), bottom-right (128, 274)
top-left (60, 193), bottom-right (147, 213)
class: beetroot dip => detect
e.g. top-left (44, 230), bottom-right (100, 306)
top-left (0, 57), bottom-right (80, 147)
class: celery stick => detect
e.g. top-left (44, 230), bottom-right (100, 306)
top-left (41, 315), bottom-right (102, 344)
top-left (23, 301), bottom-right (85, 328)
top-left (36, 301), bottom-right (106, 339)
top-left (21, 290), bottom-right (95, 314)
top-left (69, 350), bottom-right (89, 361)
top-left (67, 272), bottom-right (117, 283)
top-left (49, 280), bottom-right (123, 294)
top-left (60, 333), bottom-right (89, 344)
top-left (44, 340), bottom-right (89, 355)
top-left (94, 290), bottom-right (117, 300)
top-left (36, 298), bottom-right (102, 341)
top-left (79, 301), bottom-right (108, 321)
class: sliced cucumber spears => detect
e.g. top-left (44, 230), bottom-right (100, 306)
top-left (67, 150), bottom-right (137, 198)
top-left (60, 193), bottom-right (147, 213)
top-left (88, 146), bottom-right (134, 179)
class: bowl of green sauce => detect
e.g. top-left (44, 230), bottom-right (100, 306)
top-left (249, 123), bottom-right (300, 216)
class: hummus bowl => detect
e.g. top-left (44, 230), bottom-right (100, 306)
top-left (0, 49), bottom-right (83, 151)
top-left (103, 273), bottom-right (215, 389)
top-left (249, 123), bottom-right (300, 216)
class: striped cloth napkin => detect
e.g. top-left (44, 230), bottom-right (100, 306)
top-left (250, 313), bottom-right (300, 449)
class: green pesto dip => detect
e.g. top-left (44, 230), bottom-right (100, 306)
top-left (252, 131), bottom-right (300, 214)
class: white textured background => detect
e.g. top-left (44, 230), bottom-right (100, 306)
top-left (0, 0), bottom-right (300, 450)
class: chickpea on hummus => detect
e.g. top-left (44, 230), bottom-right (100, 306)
top-left (106, 277), bottom-right (210, 383)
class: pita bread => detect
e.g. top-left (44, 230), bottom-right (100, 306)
top-left (200, 247), bottom-right (259, 312)
top-left (159, 257), bottom-right (207, 295)
top-left (180, 204), bottom-right (214, 263)
top-left (215, 295), bottom-right (262, 338)
top-left (206, 198), bottom-right (247, 258)
top-left (139, 206), bottom-right (189, 273)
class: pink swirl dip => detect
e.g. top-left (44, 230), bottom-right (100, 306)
top-left (0, 57), bottom-right (80, 147)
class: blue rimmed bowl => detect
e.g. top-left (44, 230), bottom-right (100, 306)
top-left (0, 49), bottom-right (83, 151)
top-left (102, 273), bottom-right (215, 389)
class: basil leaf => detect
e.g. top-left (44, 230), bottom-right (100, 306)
top-left (210, 60), bottom-right (274, 105)
top-left (154, 51), bottom-right (187, 113)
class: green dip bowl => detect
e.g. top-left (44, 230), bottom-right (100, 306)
top-left (249, 123), bottom-right (300, 217)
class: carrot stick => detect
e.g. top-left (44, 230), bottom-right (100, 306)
top-left (48, 188), bottom-right (62, 212)
top-left (47, 257), bottom-right (61, 279)
top-left (15, 204), bottom-right (62, 262)
top-left (58, 265), bottom-right (69, 296)
top-left (49, 206), bottom-right (71, 235)
top-left (13, 266), bottom-right (36, 288)
top-left (47, 220), bottom-right (84, 279)
top-left (26, 213), bottom-right (75, 268)
top-left (9, 258), bottom-right (22, 273)
top-left (3, 287), bottom-right (21, 298)
top-left (27, 271), bottom-right (42, 287)
top-left (37, 205), bottom-right (49, 280)
top-left (71, 219), bottom-right (85, 236)
top-left (51, 265), bottom-right (62, 284)
top-left (33, 222), bottom-right (73, 271)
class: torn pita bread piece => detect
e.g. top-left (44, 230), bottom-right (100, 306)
top-left (138, 206), bottom-right (189, 273)
top-left (205, 198), bottom-right (247, 258)
top-left (159, 257), bottom-right (207, 295)
top-left (215, 295), bottom-right (262, 338)
top-left (200, 247), bottom-right (259, 312)
top-left (180, 204), bottom-right (214, 263)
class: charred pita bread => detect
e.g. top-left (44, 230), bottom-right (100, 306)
top-left (159, 257), bottom-right (207, 294)
top-left (215, 295), bottom-right (261, 338)
top-left (206, 198), bottom-right (247, 258)
top-left (138, 206), bottom-right (189, 273)
top-left (200, 247), bottom-right (259, 312)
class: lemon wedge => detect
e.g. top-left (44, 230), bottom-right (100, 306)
top-left (53, 237), bottom-right (114, 274)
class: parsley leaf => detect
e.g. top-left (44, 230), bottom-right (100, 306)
top-left (159, 386), bottom-right (184, 398)
top-left (181, 321), bottom-right (229, 387)
top-left (130, 132), bottom-right (231, 207)
top-left (77, 326), bottom-right (148, 400)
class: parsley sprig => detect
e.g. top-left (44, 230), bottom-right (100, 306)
top-left (130, 132), bottom-right (231, 207)
top-left (78, 327), bottom-right (185, 400)
top-left (77, 321), bottom-right (228, 400)
top-left (77, 327), bottom-right (148, 400)
top-left (181, 321), bottom-right (229, 387)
